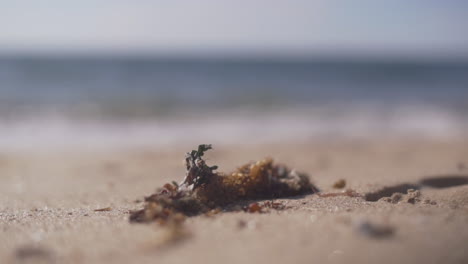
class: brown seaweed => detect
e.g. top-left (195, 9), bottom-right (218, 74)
top-left (332, 179), bottom-right (346, 189)
top-left (317, 189), bottom-right (362, 198)
top-left (94, 207), bottom-right (112, 212)
top-left (244, 201), bottom-right (288, 213)
top-left (130, 144), bottom-right (317, 223)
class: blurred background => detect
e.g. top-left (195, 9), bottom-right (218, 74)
top-left (1, 0), bottom-right (467, 150)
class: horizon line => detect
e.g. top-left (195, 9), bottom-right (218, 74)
top-left (2, 48), bottom-right (468, 63)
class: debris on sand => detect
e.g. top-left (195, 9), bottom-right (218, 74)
top-left (14, 245), bottom-right (54, 263)
top-left (94, 207), bottom-right (112, 212)
top-left (245, 202), bottom-right (262, 213)
top-left (423, 199), bottom-right (437, 205)
top-left (130, 144), bottom-right (317, 224)
top-left (378, 189), bottom-right (422, 204)
top-left (405, 189), bottom-right (421, 204)
top-left (244, 201), bottom-right (288, 213)
top-left (379, 193), bottom-right (403, 204)
top-left (457, 162), bottom-right (466, 172)
top-left (318, 189), bottom-right (362, 198)
top-left (332, 179), bottom-right (346, 189)
top-left (356, 221), bottom-right (394, 239)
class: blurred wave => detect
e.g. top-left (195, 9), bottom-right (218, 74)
top-left (1, 56), bottom-right (468, 118)
top-left (0, 104), bottom-right (466, 151)
top-left (0, 56), bottom-right (467, 150)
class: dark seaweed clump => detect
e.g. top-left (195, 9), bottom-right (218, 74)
top-left (130, 144), bottom-right (318, 223)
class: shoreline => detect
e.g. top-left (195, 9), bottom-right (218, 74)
top-left (1, 139), bottom-right (468, 263)
top-left (0, 104), bottom-right (467, 152)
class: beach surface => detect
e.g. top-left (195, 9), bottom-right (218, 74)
top-left (1, 138), bottom-right (468, 264)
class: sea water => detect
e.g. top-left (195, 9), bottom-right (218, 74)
top-left (0, 56), bottom-right (467, 150)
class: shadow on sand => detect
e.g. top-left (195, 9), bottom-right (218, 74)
top-left (365, 175), bottom-right (468, 202)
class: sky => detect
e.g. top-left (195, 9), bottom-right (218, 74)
top-left (0, 0), bottom-right (467, 58)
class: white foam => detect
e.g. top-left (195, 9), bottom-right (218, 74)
top-left (0, 104), bottom-right (466, 152)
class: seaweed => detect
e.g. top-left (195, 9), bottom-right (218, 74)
top-left (318, 189), bottom-right (362, 198)
top-left (244, 201), bottom-right (288, 213)
top-left (94, 207), bottom-right (112, 212)
top-left (332, 179), bottom-right (346, 189)
top-left (130, 144), bottom-right (317, 224)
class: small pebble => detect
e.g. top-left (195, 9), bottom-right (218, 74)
top-left (356, 221), bottom-right (394, 239)
top-left (390, 193), bottom-right (403, 203)
top-left (333, 179), bottom-right (346, 189)
top-left (237, 220), bottom-right (247, 229)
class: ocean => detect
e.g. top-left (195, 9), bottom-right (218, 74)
top-left (1, 56), bottom-right (467, 150)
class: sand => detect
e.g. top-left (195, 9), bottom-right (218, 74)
top-left (1, 139), bottom-right (468, 264)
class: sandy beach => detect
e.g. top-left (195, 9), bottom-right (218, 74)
top-left (1, 138), bottom-right (468, 264)
top-left (2, 2), bottom-right (468, 263)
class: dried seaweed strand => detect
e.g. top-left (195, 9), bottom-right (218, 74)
top-left (318, 189), bottom-right (362, 198)
top-left (130, 144), bottom-right (318, 223)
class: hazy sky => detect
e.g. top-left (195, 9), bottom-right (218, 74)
top-left (1, 0), bottom-right (467, 58)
